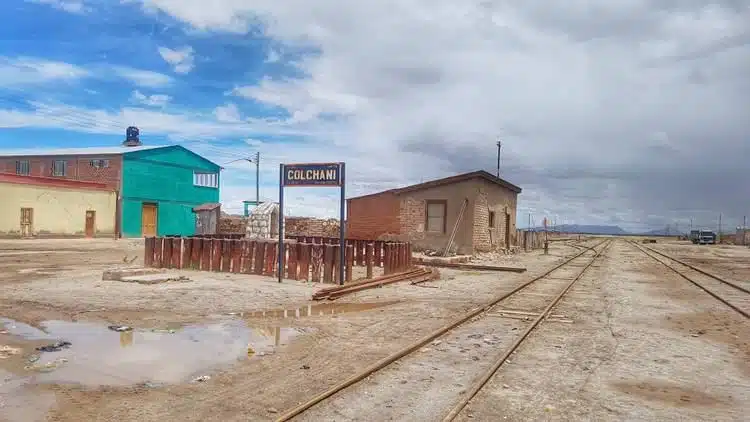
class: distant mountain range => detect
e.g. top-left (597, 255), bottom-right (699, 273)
top-left (527, 224), bottom-right (682, 236)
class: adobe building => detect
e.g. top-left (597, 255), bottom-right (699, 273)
top-left (346, 170), bottom-right (522, 255)
top-left (0, 173), bottom-right (116, 238)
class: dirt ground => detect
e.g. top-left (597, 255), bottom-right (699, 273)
top-left (1, 237), bottom-right (748, 421)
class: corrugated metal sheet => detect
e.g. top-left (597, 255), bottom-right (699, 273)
top-left (0, 145), bottom-right (170, 157)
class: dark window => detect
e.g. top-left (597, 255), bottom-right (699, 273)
top-left (489, 211), bottom-right (496, 227)
top-left (52, 160), bottom-right (67, 176)
top-left (15, 160), bottom-right (30, 175)
top-left (89, 159), bottom-right (110, 169)
top-left (425, 200), bottom-right (447, 233)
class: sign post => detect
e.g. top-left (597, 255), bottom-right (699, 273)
top-left (278, 162), bottom-right (346, 285)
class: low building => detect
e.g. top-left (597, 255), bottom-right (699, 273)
top-left (0, 173), bottom-right (116, 238)
top-left (0, 144), bottom-right (221, 237)
top-left (246, 202), bottom-right (280, 239)
top-left (193, 203), bottom-right (221, 235)
top-left (346, 170), bottom-right (522, 254)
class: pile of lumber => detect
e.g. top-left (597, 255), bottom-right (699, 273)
top-left (312, 267), bottom-right (439, 300)
top-left (412, 258), bottom-right (526, 273)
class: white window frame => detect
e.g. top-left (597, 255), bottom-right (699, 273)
top-left (193, 171), bottom-right (219, 188)
top-left (52, 160), bottom-right (67, 177)
top-left (16, 160), bottom-right (30, 176)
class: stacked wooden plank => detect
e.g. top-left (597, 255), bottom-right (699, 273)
top-left (312, 267), bottom-right (439, 300)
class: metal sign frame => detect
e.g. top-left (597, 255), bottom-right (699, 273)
top-left (278, 162), bottom-right (346, 284)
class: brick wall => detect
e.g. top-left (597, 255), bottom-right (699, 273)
top-left (475, 179), bottom-right (517, 249)
top-left (286, 217), bottom-right (340, 237)
top-left (399, 197), bottom-right (425, 241)
top-left (347, 177), bottom-right (519, 254)
top-left (0, 155), bottom-right (122, 189)
top-left (396, 180), bottom-right (476, 254)
top-left (220, 215), bottom-right (247, 234)
top-left (473, 192), bottom-right (492, 252)
top-left (346, 192), bottom-right (401, 239)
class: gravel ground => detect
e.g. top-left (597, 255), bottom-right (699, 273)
top-left (2, 237), bottom-right (748, 421)
top-left (457, 240), bottom-right (749, 422)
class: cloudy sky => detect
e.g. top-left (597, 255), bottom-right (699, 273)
top-left (0, 0), bottom-right (748, 232)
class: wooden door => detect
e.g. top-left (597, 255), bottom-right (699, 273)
top-left (20, 208), bottom-right (33, 238)
top-left (505, 213), bottom-right (511, 248)
top-left (141, 204), bottom-right (157, 237)
top-left (85, 211), bottom-right (96, 238)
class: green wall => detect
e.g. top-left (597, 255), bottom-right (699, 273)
top-left (120, 146), bottom-right (220, 237)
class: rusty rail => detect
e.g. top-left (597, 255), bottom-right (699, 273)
top-left (630, 241), bottom-right (749, 319)
top-left (274, 239), bottom-right (609, 422)
top-left (442, 239), bottom-right (612, 421)
top-left (640, 244), bottom-right (750, 295)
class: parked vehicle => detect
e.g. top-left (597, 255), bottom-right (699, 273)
top-left (698, 230), bottom-right (716, 245)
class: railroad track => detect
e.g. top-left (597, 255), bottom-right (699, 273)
top-left (629, 241), bottom-right (749, 319)
top-left (276, 239), bottom-right (612, 421)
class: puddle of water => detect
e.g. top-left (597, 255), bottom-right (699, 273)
top-left (0, 318), bottom-right (307, 387)
top-left (244, 301), bottom-right (399, 319)
top-left (0, 369), bottom-right (57, 422)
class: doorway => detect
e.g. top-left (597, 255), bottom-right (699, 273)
top-left (85, 210), bottom-right (96, 238)
top-left (141, 203), bottom-right (157, 237)
top-left (20, 208), bottom-right (33, 238)
top-left (504, 212), bottom-right (511, 248)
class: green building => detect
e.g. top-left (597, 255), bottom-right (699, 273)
top-left (0, 143), bottom-right (222, 238)
top-left (119, 145), bottom-right (222, 237)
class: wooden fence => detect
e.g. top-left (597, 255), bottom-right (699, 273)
top-left (144, 237), bottom-right (413, 284)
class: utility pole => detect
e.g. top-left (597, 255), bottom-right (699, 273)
top-left (254, 151), bottom-right (260, 207)
top-left (224, 151), bottom-right (261, 209)
top-left (690, 218), bottom-right (693, 232)
top-left (496, 140), bottom-right (502, 178)
top-left (718, 213), bottom-right (722, 242)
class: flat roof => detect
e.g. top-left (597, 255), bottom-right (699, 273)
top-left (348, 170), bottom-right (522, 200)
top-left (0, 172), bottom-right (112, 191)
top-left (0, 145), bottom-right (169, 157)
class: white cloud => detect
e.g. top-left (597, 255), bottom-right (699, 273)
top-left (0, 57), bottom-right (89, 87)
top-left (111, 66), bottom-right (173, 88)
top-left (131, 90), bottom-right (171, 107)
top-left (0, 100), bottom-right (323, 142)
top-left (134, 0), bottom-right (750, 231)
top-left (27, 0), bottom-right (88, 14)
top-left (158, 46), bottom-right (195, 74)
top-left (213, 103), bottom-right (241, 122)
top-left (265, 48), bottom-right (281, 63)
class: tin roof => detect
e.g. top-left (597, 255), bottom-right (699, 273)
top-left (0, 172), bottom-right (112, 191)
top-left (348, 170), bottom-right (522, 201)
top-left (192, 203), bottom-right (221, 212)
top-left (0, 145), bottom-right (169, 157)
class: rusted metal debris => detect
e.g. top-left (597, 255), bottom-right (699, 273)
top-left (412, 258), bottom-right (526, 273)
top-left (312, 268), bottom-right (439, 301)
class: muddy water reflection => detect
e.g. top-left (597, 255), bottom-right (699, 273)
top-left (0, 318), bottom-right (307, 387)
top-left (246, 301), bottom-right (399, 319)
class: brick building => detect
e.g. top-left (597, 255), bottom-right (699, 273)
top-left (346, 171), bottom-right (522, 255)
top-left (0, 144), bottom-right (220, 237)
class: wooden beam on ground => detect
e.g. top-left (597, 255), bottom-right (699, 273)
top-left (413, 258), bottom-right (526, 273)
